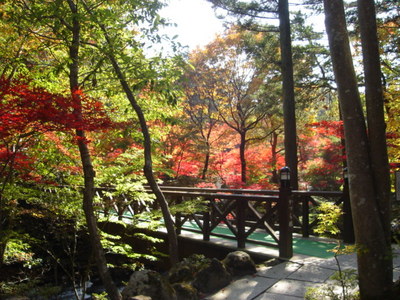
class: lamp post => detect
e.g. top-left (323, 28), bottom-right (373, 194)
top-left (343, 167), bottom-right (348, 180)
top-left (279, 166), bottom-right (292, 258)
top-left (280, 166), bottom-right (291, 187)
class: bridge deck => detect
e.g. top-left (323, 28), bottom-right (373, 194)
top-left (105, 209), bottom-right (340, 260)
top-left (138, 216), bottom-right (339, 260)
top-left (177, 220), bottom-right (339, 259)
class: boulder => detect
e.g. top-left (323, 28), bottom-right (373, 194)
top-left (169, 265), bottom-right (193, 284)
top-left (172, 282), bottom-right (198, 300)
top-left (121, 270), bottom-right (176, 300)
top-left (192, 258), bottom-right (232, 294)
top-left (168, 254), bottom-right (210, 284)
top-left (222, 251), bottom-right (257, 277)
top-left (125, 296), bottom-right (152, 300)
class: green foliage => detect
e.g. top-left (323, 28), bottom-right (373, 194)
top-left (314, 202), bottom-right (343, 238)
top-left (0, 279), bottom-right (39, 298)
top-left (181, 254), bottom-right (211, 271)
top-left (92, 291), bottom-right (109, 300)
top-left (3, 234), bottom-right (42, 268)
top-left (305, 269), bottom-right (359, 300)
top-left (0, 280), bottom-right (62, 299)
top-left (100, 228), bottom-right (162, 270)
top-left (306, 242), bottom-right (359, 299)
top-left (169, 197), bottom-right (209, 215)
top-left (168, 254), bottom-right (211, 283)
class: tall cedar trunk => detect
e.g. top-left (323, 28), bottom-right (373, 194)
top-left (67, 1), bottom-right (121, 299)
top-left (240, 131), bottom-right (247, 183)
top-left (81, 0), bottom-right (179, 266)
top-left (270, 131), bottom-right (279, 184)
top-left (278, 0), bottom-right (298, 189)
top-left (323, 0), bottom-right (393, 297)
top-left (357, 0), bottom-right (392, 245)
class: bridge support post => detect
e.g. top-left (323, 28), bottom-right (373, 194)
top-left (237, 198), bottom-right (246, 249)
top-left (175, 195), bottom-right (182, 235)
top-left (203, 198), bottom-right (211, 241)
top-left (302, 196), bottom-right (310, 237)
top-left (279, 166), bottom-right (293, 259)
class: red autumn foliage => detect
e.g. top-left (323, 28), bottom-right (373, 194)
top-left (0, 77), bottom-right (113, 138)
top-left (163, 122), bottom-right (284, 189)
top-left (305, 120), bottom-right (344, 139)
top-left (0, 77), bottom-right (116, 183)
top-left (299, 121), bottom-right (345, 190)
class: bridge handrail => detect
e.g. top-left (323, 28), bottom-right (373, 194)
top-left (88, 185), bottom-right (345, 245)
top-left (144, 189), bottom-right (279, 202)
top-left (145, 185), bottom-right (279, 195)
top-left (49, 184), bottom-right (351, 258)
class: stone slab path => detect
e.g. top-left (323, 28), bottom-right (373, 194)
top-left (205, 246), bottom-right (400, 300)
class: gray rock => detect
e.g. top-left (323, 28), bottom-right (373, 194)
top-left (126, 296), bottom-right (152, 300)
top-left (172, 282), bottom-right (198, 300)
top-left (121, 269), bottom-right (176, 300)
top-left (168, 254), bottom-right (211, 284)
top-left (223, 251), bottom-right (257, 276)
top-left (192, 258), bottom-right (232, 294)
top-left (169, 265), bottom-right (193, 284)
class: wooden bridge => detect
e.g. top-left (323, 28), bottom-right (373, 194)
top-left (94, 180), bottom-right (355, 259)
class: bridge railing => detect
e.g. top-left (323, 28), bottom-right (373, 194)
top-left (95, 184), bottom-right (352, 259)
top-left (291, 190), bottom-right (346, 237)
top-left (89, 177), bottom-right (352, 259)
top-left (139, 187), bottom-right (350, 239)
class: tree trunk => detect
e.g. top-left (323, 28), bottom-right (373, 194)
top-left (76, 134), bottom-right (121, 300)
top-left (201, 141), bottom-right (211, 180)
top-left (81, 0), bottom-right (179, 266)
top-left (107, 54), bottom-right (179, 266)
top-left (278, 0), bottom-right (298, 189)
top-left (357, 0), bottom-right (392, 245)
top-left (239, 131), bottom-right (247, 184)
top-left (323, 0), bottom-right (393, 297)
top-left (270, 131), bottom-right (279, 184)
top-left (357, 0), bottom-right (393, 296)
top-left (67, 1), bottom-right (121, 299)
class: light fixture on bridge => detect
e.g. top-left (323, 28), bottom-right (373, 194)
top-left (280, 166), bottom-right (291, 182)
top-left (343, 167), bottom-right (348, 180)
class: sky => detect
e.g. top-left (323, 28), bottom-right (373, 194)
top-left (159, 0), bottom-right (226, 51)
top-left (157, 0), bottom-right (326, 53)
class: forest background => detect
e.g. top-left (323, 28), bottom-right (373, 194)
top-left (0, 0), bottom-right (399, 299)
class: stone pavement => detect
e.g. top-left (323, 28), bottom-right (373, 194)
top-left (205, 246), bottom-right (400, 300)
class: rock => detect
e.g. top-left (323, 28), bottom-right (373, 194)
top-left (126, 296), bottom-right (152, 300)
top-left (168, 265), bottom-right (193, 284)
top-left (192, 258), bottom-right (232, 294)
top-left (168, 254), bottom-right (210, 284)
top-left (222, 251), bottom-right (257, 277)
top-left (121, 270), bottom-right (176, 300)
top-left (172, 282), bottom-right (198, 300)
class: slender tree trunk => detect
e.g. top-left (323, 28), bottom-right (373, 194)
top-left (323, 0), bottom-right (392, 297)
top-left (0, 243), bottom-right (5, 266)
top-left (201, 141), bottom-right (211, 180)
top-left (278, 0), bottom-right (298, 189)
top-left (81, 0), bottom-right (179, 266)
top-left (270, 131), bottom-right (279, 184)
top-left (357, 0), bottom-right (393, 296)
top-left (239, 131), bottom-right (247, 184)
top-left (357, 0), bottom-right (392, 245)
top-left (67, 1), bottom-right (121, 299)
top-left (109, 58), bottom-right (179, 264)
